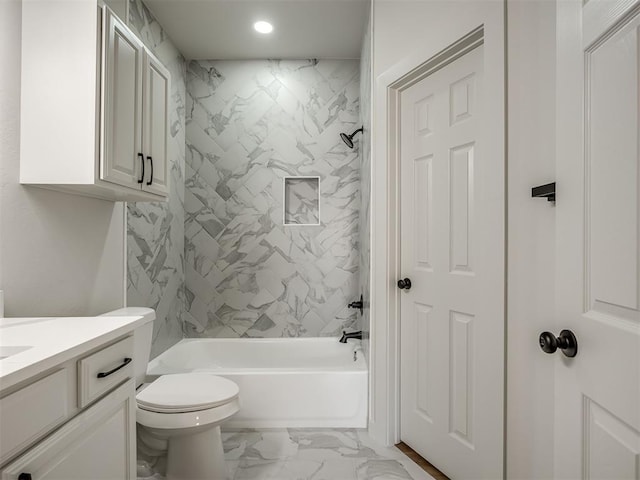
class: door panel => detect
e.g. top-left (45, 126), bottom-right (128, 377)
top-left (449, 310), bottom-right (474, 447)
top-left (142, 52), bottom-right (170, 196)
top-left (415, 303), bottom-right (434, 422)
top-left (587, 14), bottom-right (639, 317)
top-left (555, 1), bottom-right (640, 478)
top-left (400, 44), bottom-right (504, 479)
top-left (414, 155), bottom-right (433, 270)
top-left (101, 8), bottom-right (143, 189)
top-left (584, 399), bottom-right (640, 480)
top-left (449, 143), bottom-right (474, 274)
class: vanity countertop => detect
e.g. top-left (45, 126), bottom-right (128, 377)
top-left (0, 314), bottom-right (147, 392)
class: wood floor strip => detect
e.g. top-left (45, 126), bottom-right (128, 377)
top-left (395, 442), bottom-right (450, 480)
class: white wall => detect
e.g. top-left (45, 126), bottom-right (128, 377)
top-left (374, 1), bottom-right (503, 74)
top-left (370, 0), bottom-right (505, 445)
top-left (0, 0), bottom-right (125, 316)
top-left (506, 1), bottom-right (556, 477)
top-left (370, 0), bottom-right (557, 477)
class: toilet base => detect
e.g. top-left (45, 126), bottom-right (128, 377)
top-left (166, 425), bottom-right (228, 480)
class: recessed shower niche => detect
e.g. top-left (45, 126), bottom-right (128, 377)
top-left (283, 176), bottom-right (321, 226)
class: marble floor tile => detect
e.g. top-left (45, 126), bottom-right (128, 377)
top-left (226, 460), bottom-right (241, 479)
top-left (233, 458), bottom-right (359, 480)
top-left (355, 459), bottom-right (413, 480)
top-left (308, 458), bottom-right (359, 480)
top-left (224, 429), bottom-right (435, 480)
top-left (138, 428), bottom-right (435, 480)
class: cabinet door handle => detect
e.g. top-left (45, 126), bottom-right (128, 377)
top-left (96, 357), bottom-right (132, 379)
top-left (137, 153), bottom-right (144, 184)
top-left (146, 156), bottom-right (153, 186)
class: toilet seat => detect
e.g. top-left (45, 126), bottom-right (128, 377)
top-left (137, 373), bottom-right (239, 413)
top-left (136, 373), bottom-right (241, 431)
top-left (136, 396), bottom-right (241, 431)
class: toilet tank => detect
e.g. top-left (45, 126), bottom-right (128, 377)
top-left (100, 307), bottom-right (155, 388)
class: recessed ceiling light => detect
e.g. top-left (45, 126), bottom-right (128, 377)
top-left (254, 21), bottom-right (273, 34)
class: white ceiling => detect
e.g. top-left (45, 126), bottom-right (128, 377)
top-left (143, 0), bottom-right (370, 60)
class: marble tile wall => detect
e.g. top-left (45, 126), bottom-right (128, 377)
top-left (184, 59), bottom-right (361, 338)
top-left (359, 10), bottom-right (373, 359)
top-left (126, 0), bottom-right (186, 358)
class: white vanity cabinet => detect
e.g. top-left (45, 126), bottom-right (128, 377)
top-left (1, 382), bottom-right (136, 480)
top-left (0, 335), bottom-right (137, 480)
top-left (19, 1), bottom-right (170, 202)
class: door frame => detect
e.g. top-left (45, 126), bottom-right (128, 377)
top-left (369, 5), bottom-right (506, 466)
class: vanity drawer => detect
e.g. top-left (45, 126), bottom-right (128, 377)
top-left (78, 336), bottom-right (133, 407)
top-left (0, 368), bottom-right (71, 465)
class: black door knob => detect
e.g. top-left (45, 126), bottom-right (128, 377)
top-left (18, 474), bottom-right (32, 480)
top-left (539, 329), bottom-right (578, 358)
top-left (397, 278), bottom-right (412, 290)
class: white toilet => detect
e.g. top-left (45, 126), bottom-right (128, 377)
top-left (102, 308), bottom-right (240, 480)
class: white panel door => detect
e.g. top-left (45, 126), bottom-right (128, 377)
top-left (555, 1), bottom-right (640, 478)
top-left (400, 44), bottom-right (504, 479)
top-left (101, 7), bottom-right (144, 190)
top-left (142, 51), bottom-right (170, 196)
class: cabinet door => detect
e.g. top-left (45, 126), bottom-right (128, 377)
top-left (101, 7), bottom-right (144, 190)
top-left (142, 51), bottom-right (170, 197)
top-left (1, 381), bottom-right (136, 480)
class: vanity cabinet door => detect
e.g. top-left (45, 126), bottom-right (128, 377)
top-left (101, 6), bottom-right (144, 191)
top-left (1, 381), bottom-right (136, 480)
top-left (141, 50), bottom-right (170, 197)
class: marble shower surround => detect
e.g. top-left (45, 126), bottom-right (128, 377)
top-left (126, 0), bottom-right (187, 358)
top-left (185, 59), bottom-right (361, 338)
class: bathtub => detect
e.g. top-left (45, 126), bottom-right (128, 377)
top-left (146, 338), bottom-right (368, 428)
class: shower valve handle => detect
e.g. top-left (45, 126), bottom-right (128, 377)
top-left (348, 295), bottom-right (364, 315)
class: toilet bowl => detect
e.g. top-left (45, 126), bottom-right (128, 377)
top-left (101, 308), bottom-right (240, 480)
top-left (137, 373), bottom-right (240, 479)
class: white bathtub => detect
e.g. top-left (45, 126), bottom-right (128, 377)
top-left (146, 338), bottom-right (368, 428)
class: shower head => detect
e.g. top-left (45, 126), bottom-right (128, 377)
top-left (340, 127), bottom-right (363, 149)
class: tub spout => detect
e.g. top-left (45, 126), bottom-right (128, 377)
top-left (339, 330), bottom-right (363, 343)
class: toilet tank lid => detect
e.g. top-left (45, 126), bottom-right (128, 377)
top-left (100, 307), bottom-right (155, 323)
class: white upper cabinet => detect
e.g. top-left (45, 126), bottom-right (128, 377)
top-left (102, 8), bottom-right (144, 192)
top-left (20, 1), bottom-right (170, 202)
top-left (141, 51), bottom-right (170, 196)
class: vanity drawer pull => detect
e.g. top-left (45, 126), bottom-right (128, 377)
top-left (97, 357), bottom-right (132, 379)
top-left (78, 336), bottom-right (133, 407)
